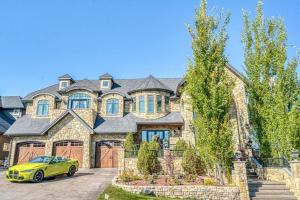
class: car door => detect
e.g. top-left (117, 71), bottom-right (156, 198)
top-left (56, 157), bottom-right (69, 174)
top-left (47, 157), bottom-right (63, 176)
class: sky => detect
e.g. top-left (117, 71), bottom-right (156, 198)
top-left (0, 0), bottom-right (299, 96)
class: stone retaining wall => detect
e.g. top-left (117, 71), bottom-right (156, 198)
top-left (112, 178), bottom-right (240, 200)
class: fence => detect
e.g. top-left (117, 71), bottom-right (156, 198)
top-left (124, 149), bottom-right (184, 158)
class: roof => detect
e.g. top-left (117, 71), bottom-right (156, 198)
top-left (0, 96), bottom-right (24, 109)
top-left (0, 111), bottom-right (14, 133)
top-left (58, 74), bottom-right (73, 80)
top-left (23, 78), bottom-right (183, 100)
top-left (99, 73), bottom-right (113, 79)
top-left (128, 75), bottom-right (173, 94)
top-left (4, 115), bottom-right (50, 136)
top-left (94, 112), bottom-right (184, 134)
top-left (5, 110), bottom-right (94, 136)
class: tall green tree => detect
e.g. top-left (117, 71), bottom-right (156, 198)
top-left (242, 1), bottom-right (300, 158)
top-left (185, 0), bottom-right (234, 184)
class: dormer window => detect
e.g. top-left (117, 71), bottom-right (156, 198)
top-left (60, 81), bottom-right (69, 89)
top-left (37, 100), bottom-right (49, 117)
top-left (106, 98), bottom-right (119, 115)
top-left (68, 93), bottom-right (91, 109)
top-left (102, 80), bottom-right (110, 88)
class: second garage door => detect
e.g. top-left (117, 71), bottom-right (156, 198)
top-left (53, 141), bottom-right (83, 167)
top-left (15, 142), bottom-right (45, 164)
top-left (95, 141), bottom-right (121, 168)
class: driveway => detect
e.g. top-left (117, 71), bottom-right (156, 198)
top-left (0, 168), bottom-right (117, 200)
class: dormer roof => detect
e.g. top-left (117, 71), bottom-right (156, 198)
top-left (58, 74), bottom-right (74, 81)
top-left (99, 73), bottom-right (113, 80)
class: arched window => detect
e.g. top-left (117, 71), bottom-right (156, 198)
top-left (36, 100), bottom-right (49, 116)
top-left (68, 93), bottom-right (91, 109)
top-left (106, 98), bottom-right (119, 115)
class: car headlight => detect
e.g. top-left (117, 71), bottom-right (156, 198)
top-left (21, 169), bottom-right (34, 173)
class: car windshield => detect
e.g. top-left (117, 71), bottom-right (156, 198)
top-left (29, 156), bottom-right (52, 163)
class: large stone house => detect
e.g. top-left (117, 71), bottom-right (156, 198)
top-left (5, 66), bottom-right (249, 168)
top-left (0, 96), bottom-right (24, 164)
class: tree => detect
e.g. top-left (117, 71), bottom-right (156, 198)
top-left (137, 141), bottom-right (161, 175)
top-left (242, 1), bottom-right (300, 158)
top-left (182, 148), bottom-right (205, 176)
top-left (185, 0), bottom-right (234, 184)
top-left (124, 133), bottom-right (136, 157)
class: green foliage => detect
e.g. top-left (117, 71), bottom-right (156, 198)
top-left (137, 141), bottom-right (161, 175)
top-left (118, 170), bottom-right (141, 183)
top-left (204, 178), bottom-right (216, 186)
top-left (242, 1), bottom-right (300, 158)
top-left (124, 133), bottom-right (137, 158)
top-left (182, 148), bottom-right (205, 176)
top-left (184, 0), bottom-right (234, 184)
top-left (174, 139), bottom-right (189, 151)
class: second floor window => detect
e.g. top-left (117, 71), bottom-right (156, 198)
top-left (148, 95), bottom-right (154, 113)
top-left (156, 95), bottom-right (162, 112)
top-left (139, 96), bottom-right (145, 113)
top-left (37, 100), bottom-right (49, 117)
top-left (68, 93), bottom-right (91, 109)
top-left (106, 98), bottom-right (119, 115)
top-left (165, 96), bottom-right (170, 112)
top-left (132, 97), bottom-right (136, 112)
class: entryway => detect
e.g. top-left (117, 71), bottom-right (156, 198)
top-left (95, 141), bottom-right (122, 168)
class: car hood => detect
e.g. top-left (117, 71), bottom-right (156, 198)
top-left (9, 162), bottom-right (48, 171)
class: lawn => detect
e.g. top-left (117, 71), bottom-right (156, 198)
top-left (98, 185), bottom-right (192, 200)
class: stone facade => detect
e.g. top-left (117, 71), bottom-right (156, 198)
top-left (113, 178), bottom-right (240, 200)
top-left (232, 161), bottom-right (249, 200)
top-left (100, 93), bottom-right (124, 117)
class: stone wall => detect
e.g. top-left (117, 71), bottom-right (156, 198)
top-left (232, 161), bottom-right (249, 200)
top-left (100, 93), bottom-right (124, 117)
top-left (113, 179), bottom-right (240, 200)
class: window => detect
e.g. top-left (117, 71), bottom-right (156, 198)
top-left (165, 96), bottom-right (170, 112)
top-left (141, 130), bottom-right (170, 143)
top-left (147, 95), bottom-right (154, 113)
top-left (68, 93), bottom-right (91, 109)
top-left (156, 95), bottom-right (162, 112)
top-left (3, 143), bottom-right (9, 151)
top-left (132, 97), bottom-right (136, 112)
top-left (60, 81), bottom-right (69, 89)
top-left (36, 100), bottom-right (49, 116)
top-left (102, 80), bottom-right (109, 88)
top-left (139, 96), bottom-right (145, 113)
top-left (106, 98), bottom-right (119, 115)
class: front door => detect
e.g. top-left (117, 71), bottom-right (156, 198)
top-left (95, 141), bottom-right (121, 168)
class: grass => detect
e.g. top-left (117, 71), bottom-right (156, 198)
top-left (98, 185), bottom-right (190, 200)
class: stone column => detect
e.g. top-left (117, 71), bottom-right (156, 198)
top-left (118, 148), bottom-right (125, 174)
top-left (289, 161), bottom-right (300, 199)
top-left (233, 161), bottom-right (250, 200)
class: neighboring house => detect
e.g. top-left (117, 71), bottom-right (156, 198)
top-left (5, 67), bottom-right (250, 168)
top-left (0, 96), bottom-right (24, 164)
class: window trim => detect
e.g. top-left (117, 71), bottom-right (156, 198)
top-left (139, 95), bottom-right (145, 113)
top-left (101, 80), bottom-right (110, 88)
top-left (147, 95), bottom-right (154, 113)
top-left (60, 81), bottom-right (69, 89)
top-left (36, 100), bottom-right (49, 117)
top-left (156, 95), bottom-right (162, 113)
top-left (106, 98), bottom-right (119, 115)
top-left (68, 93), bottom-right (91, 110)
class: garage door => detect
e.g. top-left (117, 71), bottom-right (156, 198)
top-left (53, 141), bottom-right (83, 167)
top-left (15, 142), bottom-right (45, 164)
top-left (95, 141), bottom-right (121, 168)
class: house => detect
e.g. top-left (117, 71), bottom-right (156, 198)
top-left (0, 96), bottom-right (24, 164)
top-left (5, 66), bottom-right (250, 168)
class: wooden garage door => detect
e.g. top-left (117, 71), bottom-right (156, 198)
top-left (15, 142), bottom-right (45, 164)
top-left (95, 141), bottom-right (121, 168)
top-left (53, 141), bottom-right (83, 167)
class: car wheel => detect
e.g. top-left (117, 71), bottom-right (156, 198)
top-left (67, 165), bottom-right (76, 177)
top-left (33, 170), bottom-right (44, 183)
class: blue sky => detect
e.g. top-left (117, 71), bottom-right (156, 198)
top-left (0, 0), bottom-right (299, 96)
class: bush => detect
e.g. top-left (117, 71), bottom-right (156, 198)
top-left (124, 133), bottom-right (136, 157)
top-left (118, 170), bottom-right (141, 183)
top-left (181, 148), bottom-right (206, 175)
top-left (174, 138), bottom-right (189, 150)
top-left (204, 178), bottom-right (216, 186)
top-left (184, 174), bottom-right (197, 183)
top-left (137, 141), bottom-right (161, 175)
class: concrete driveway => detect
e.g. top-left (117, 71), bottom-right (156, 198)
top-left (0, 168), bottom-right (117, 200)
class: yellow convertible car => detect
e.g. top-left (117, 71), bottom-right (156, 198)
top-left (6, 156), bottom-right (79, 182)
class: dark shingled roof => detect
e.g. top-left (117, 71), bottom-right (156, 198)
top-left (99, 73), bottom-right (113, 79)
top-left (0, 96), bottom-right (24, 108)
top-left (128, 75), bottom-right (173, 94)
top-left (58, 74), bottom-right (73, 80)
top-left (94, 112), bottom-right (184, 134)
top-left (4, 115), bottom-right (50, 136)
top-left (0, 111), bottom-right (14, 133)
top-left (23, 78), bottom-right (183, 100)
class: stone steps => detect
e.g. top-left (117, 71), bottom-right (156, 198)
top-left (247, 170), bottom-right (297, 200)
